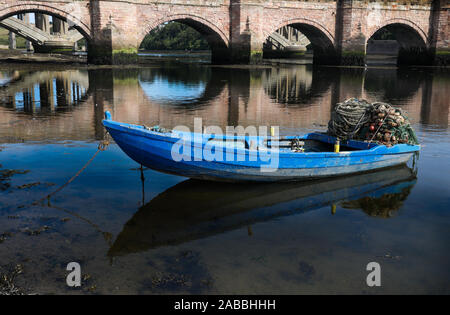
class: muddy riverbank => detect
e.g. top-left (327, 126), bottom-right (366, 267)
top-left (1, 50), bottom-right (449, 69)
top-left (0, 49), bottom-right (87, 65)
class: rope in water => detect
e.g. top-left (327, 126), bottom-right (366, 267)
top-left (37, 137), bottom-right (110, 204)
top-left (10, 134), bottom-right (114, 249)
top-left (16, 134), bottom-right (110, 209)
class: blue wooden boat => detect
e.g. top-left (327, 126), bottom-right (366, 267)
top-left (102, 111), bottom-right (420, 182)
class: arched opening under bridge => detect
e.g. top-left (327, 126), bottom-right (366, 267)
top-left (366, 23), bottom-right (431, 66)
top-left (263, 22), bottom-right (338, 65)
top-left (139, 18), bottom-right (229, 64)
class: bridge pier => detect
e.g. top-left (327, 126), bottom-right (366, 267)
top-left (229, 31), bottom-right (264, 65)
top-left (339, 36), bottom-right (366, 66)
top-left (336, 0), bottom-right (366, 66)
top-left (230, 30), bottom-right (261, 64)
top-left (17, 13), bottom-right (34, 52)
top-left (52, 18), bottom-right (68, 35)
top-left (87, 30), bottom-right (139, 65)
top-left (35, 14), bottom-right (50, 33)
top-left (230, 3), bottom-right (263, 65)
top-left (430, 0), bottom-right (450, 66)
top-left (87, 0), bottom-right (139, 65)
top-left (8, 32), bottom-right (15, 49)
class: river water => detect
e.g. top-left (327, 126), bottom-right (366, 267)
top-left (0, 62), bottom-right (449, 294)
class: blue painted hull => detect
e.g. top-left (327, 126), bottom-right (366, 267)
top-left (102, 111), bottom-right (420, 182)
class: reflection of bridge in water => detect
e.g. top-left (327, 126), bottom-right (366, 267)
top-left (0, 66), bottom-right (448, 142)
top-left (0, 70), bottom-right (89, 113)
top-left (263, 66), bottom-right (337, 105)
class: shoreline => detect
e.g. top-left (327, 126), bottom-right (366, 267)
top-left (0, 49), bottom-right (448, 70)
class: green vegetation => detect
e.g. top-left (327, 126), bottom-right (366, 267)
top-left (140, 22), bottom-right (209, 51)
top-left (372, 28), bottom-right (396, 41)
top-left (75, 38), bottom-right (86, 50)
top-left (341, 50), bottom-right (366, 56)
top-left (112, 47), bottom-right (138, 64)
top-left (250, 50), bottom-right (263, 64)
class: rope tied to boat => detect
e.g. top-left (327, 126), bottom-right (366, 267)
top-left (19, 132), bottom-right (111, 208)
top-left (12, 132), bottom-right (114, 248)
top-left (98, 138), bottom-right (110, 151)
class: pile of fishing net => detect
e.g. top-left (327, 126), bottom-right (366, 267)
top-left (327, 98), bottom-right (419, 146)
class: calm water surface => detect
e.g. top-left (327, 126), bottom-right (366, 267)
top-left (0, 63), bottom-right (449, 294)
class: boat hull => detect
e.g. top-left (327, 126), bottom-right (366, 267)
top-left (108, 129), bottom-right (412, 181)
top-left (103, 113), bottom-right (419, 182)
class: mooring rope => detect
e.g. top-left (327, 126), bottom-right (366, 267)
top-left (35, 137), bottom-right (110, 205)
top-left (16, 133), bottom-right (110, 209)
top-left (46, 203), bottom-right (113, 246)
top-left (10, 133), bottom-right (113, 247)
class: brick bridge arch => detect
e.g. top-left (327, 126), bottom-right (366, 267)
top-left (0, 1), bottom-right (92, 40)
top-left (139, 14), bottom-right (230, 63)
top-left (366, 18), bottom-right (428, 47)
top-left (366, 18), bottom-right (430, 65)
top-left (263, 18), bottom-right (335, 46)
top-left (262, 18), bottom-right (338, 64)
top-left (140, 14), bottom-right (229, 48)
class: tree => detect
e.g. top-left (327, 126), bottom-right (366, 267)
top-left (140, 22), bottom-right (209, 51)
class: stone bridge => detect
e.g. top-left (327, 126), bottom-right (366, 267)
top-left (0, 0), bottom-right (448, 65)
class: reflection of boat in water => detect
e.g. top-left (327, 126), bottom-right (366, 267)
top-left (108, 165), bottom-right (417, 257)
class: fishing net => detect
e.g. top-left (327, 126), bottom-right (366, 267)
top-left (327, 98), bottom-right (419, 146)
top-left (327, 98), bottom-right (372, 140)
top-left (143, 125), bottom-right (171, 133)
